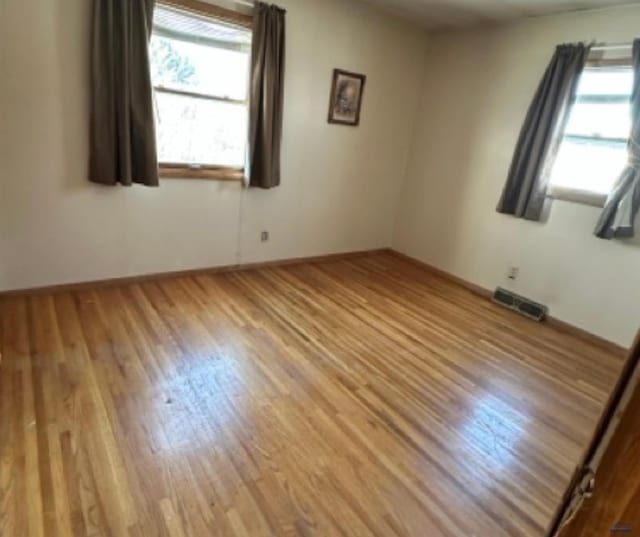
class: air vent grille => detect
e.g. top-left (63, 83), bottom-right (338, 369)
top-left (492, 287), bottom-right (548, 322)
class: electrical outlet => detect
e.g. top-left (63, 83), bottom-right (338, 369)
top-left (508, 266), bottom-right (519, 281)
top-left (261, 231), bottom-right (269, 242)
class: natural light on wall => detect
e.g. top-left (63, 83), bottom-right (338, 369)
top-left (548, 66), bottom-right (633, 203)
top-left (150, 4), bottom-right (252, 169)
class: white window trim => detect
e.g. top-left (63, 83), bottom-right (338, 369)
top-left (547, 185), bottom-right (608, 208)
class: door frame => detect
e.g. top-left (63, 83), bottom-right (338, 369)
top-left (546, 332), bottom-right (640, 536)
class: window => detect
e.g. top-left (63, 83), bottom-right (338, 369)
top-left (150, 1), bottom-right (252, 180)
top-left (548, 63), bottom-right (633, 206)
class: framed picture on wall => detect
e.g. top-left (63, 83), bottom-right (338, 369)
top-left (328, 69), bottom-right (366, 126)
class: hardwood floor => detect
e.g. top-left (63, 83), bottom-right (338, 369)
top-left (0, 252), bottom-right (625, 537)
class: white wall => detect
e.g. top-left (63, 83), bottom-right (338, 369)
top-left (4, 0), bottom-right (638, 347)
top-left (0, 0), bottom-right (428, 291)
top-left (394, 4), bottom-right (640, 348)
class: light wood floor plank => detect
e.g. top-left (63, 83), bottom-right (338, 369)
top-left (0, 253), bottom-right (625, 537)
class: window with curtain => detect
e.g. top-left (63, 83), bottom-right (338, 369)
top-left (548, 63), bottom-right (633, 206)
top-left (150, 1), bottom-right (252, 180)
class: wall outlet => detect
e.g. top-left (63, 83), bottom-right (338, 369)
top-left (261, 231), bottom-right (269, 242)
top-left (508, 266), bottom-right (519, 281)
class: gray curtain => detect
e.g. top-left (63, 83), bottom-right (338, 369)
top-left (248, 3), bottom-right (286, 189)
top-left (89, 0), bottom-right (159, 187)
top-left (497, 44), bottom-right (589, 220)
top-left (595, 39), bottom-right (640, 239)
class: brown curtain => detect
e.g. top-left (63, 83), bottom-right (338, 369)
top-left (248, 3), bottom-right (286, 189)
top-left (89, 0), bottom-right (159, 187)
top-left (497, 44), bottom-right (589, 220)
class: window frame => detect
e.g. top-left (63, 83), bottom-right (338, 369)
top-left (548, 56), bottom-right (633, 207)
top-left (153, 0), bottom-right (253, 181)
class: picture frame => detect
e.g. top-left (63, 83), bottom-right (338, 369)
top-left (327, 69), bottom-right (367, 127)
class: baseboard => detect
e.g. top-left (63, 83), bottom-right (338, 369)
top-left (389, 250), bottom-right (493, 299)
top-left (387, 249), bottom-right (627, 357)
top-left (544, 317), bottom-right (627, 357)
top-left (3, 247), bottom-right (627, 357)
top-left (0, 248), bottom-right (389, 297)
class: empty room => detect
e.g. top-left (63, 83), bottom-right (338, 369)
top-left (2, 0), bottom-right (640, 535)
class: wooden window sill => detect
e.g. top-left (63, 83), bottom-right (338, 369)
top-left (160, 165), bottom-right (245, 182)
top-left (547, 186), bottom-right (607, 208)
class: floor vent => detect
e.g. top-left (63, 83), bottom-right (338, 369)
top-left (492, 287), bottom-right (548, 322)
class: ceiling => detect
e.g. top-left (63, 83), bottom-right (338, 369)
top-left (355, 0), bottom-right (637, 28)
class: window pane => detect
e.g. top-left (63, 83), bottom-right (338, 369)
top-left (577, 68), bottom-right (633, 96)
top-left (155, 92), bottom-right (247, 167)
top-left (564, 102), bottom-right (631, 139)
top-left (549, 65), bottom-right (632, 198)
top-left (549, 138), bottom-right (626, 195)
top-left (150, 35), bottom-right (250, 101)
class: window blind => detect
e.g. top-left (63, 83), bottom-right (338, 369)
top-left (154, 3), bottom-right (251, 52)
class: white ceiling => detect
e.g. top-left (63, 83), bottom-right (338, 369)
top-left (355, 0), bottom-right (638, 28)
